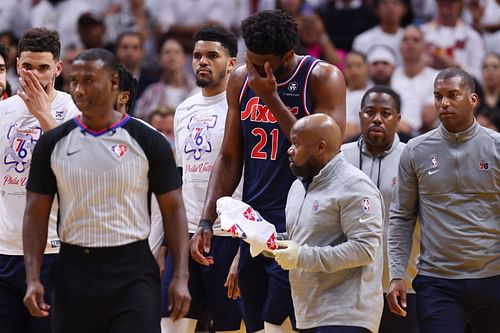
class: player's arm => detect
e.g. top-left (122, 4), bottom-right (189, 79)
top-left (190, 67), bottom-right (245, 265)
top-left (156, 188), bottom-right (191, 321)
top-left (309, 62), bottom-right (346, 137)
top-left (387, 145), bottom-right (419, 317)
top-left (23, 192), bottom-right (54, 317)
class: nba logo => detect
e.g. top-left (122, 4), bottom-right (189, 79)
top-left (111, 144), bottom-right (128, 158)
top-left (363, 198), bottom-right (371, 213)
top-left (431, 155), bottom-right (438, 168)
top-left (479, 160), bottom-right (489, 170)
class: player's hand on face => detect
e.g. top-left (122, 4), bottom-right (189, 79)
top-left (244, 53), bottom-right (278, 102)
top-left (168, 275), bottom-right (191, 321)
top-left (386, 279), bottom-right (408, 317)
top-left (23, 280), bottom-right (50, 317)
top-left (18, 69), bottom-right (52, 121)
top-left (189, 222), bottom-right (214, 266)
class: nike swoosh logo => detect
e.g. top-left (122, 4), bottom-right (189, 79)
top-left (359, 216), bottom-right (373, 223)
top-left (66, 150), bottom-right (81, 156)
top-left (428, 169), bottom-right (439, 175)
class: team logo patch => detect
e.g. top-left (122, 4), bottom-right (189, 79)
top-left (288, 81), bottom-right (298, 92)
top-left (431, 155), bottom-right (438, 168)
top-left (54, 109), bottom-right (66, 121)
top-left (363, 198), bottom-right (371, 213)
top-left (111, 144), bottom-right (128, 158)
top-left (3, 124), bottom-right (42, 173)
top-left (267, 233), bottom-right (278, 250)
top-left (479, 160), bottom-right (489, 171)
top-left (312, 200), bottom-right (319, 213)
top-left (228, 223), bottom-right (247, 239)
top-left (184, 114), bottom-right (217, 160)
top-left (242, 207), bottom-right (263, 222)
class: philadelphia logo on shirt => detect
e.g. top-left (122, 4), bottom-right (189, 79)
top-left (3, 124), bottom-right (42, 173)
top-left (184, 114), bottom-right (217, 160)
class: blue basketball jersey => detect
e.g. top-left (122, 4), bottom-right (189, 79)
top-left (239, 55), bottom-right (321, 231)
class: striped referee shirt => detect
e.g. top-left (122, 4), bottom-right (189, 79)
top-left (27, 114), bottom-right (181, 247)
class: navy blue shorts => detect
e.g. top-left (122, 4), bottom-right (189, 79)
top-left (161, 235), bottom-right (243, 331)
top-left (52, 240), bottom-right (160, 333)
top-left (413, 274), bottom-right (500, 333)
top-left (237, 207), bottom-right (295, 332)
top-left (379, 293), bottom-right (418, 333)
top-left (0, 254), bottom-right (56, 333)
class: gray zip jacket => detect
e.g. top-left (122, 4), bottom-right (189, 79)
top-left (343, 135), bottom-right (419, 292)
top-left (389, 121), bottom-right (500, 280)
top-left (286, 153), bottom-right (384, 332)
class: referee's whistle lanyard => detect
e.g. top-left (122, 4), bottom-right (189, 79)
top-left (358, 137), bottom-right (382, 189)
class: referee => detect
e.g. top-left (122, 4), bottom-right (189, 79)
top-left (22, 48), bottom-right (191, 333)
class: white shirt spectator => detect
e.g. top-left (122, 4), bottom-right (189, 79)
top-left (391, 66), bottom-right (438, 132)
top-left (353, 26), bottom-right (405, 65)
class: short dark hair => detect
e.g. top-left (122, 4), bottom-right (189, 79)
top-left (74, 48), bottom-right (119, 73)
top-left (241, 9), bottom-right (298, 56)
top-left (435, 68), bottom-right (475, 93)
top-left (118, 64), bottom-right (137, 112)
top-left (116, 31), bottom-right (143, 49)
top-left (193, 25), bottom-right (238, 57)
top-left (0, 43), bottom-right (8, 64)
top-left (361, 85), bottom-right (402, 113)
top-left (346, 50), bottom-right (368, 63)
top-left (18, 28), bottom-right (61, 60)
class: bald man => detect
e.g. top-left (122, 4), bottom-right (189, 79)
top-left (274, 114), bottom-right (385, 333)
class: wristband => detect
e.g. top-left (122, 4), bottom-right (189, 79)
top-left (198, 219), bottom-right (213, 231)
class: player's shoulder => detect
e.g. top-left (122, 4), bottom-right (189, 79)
top-left (309, 58), bottom-right (344, 83)
top-left (0, 95), bottom-right (25, 111)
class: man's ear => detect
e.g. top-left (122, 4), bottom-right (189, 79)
top-left (227, 57), bottom-right (237, 72)
top-left (118, 91), bottom-right (130, 106)
top-left (55, 60), bottom-right (63, 77)
top-left (470, 92), bottom-right (479, 109)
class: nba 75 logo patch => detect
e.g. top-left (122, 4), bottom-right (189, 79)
top-left (3, 125), bottom-right (42, 173)
top-left (184, 114), bottom-right (217, 160)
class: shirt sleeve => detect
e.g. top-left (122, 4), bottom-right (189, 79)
top-left (298, 179), bottom-right (384, 273)
top-left (388, 144), bottom-right (419, 280)
top-left (26, 132), bottom-right (58, 195)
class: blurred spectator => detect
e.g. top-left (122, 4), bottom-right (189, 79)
top-left (475, 54), bottom-right (500, 132)
top-left (411, 0), bottom-right (436, 23)
top-left (0, 43), bottom-right (11, 100)
top-left (421, 0), bottom-right (485, 80)
top-left (0, 31), bottom-right (19, 93)
top-left (392, 25), bottom-right (439, 135)
top-left (353, 0), bottom-right (407, 65)
top-left (148, 107), bottom-right (176, 147)
top-left (116, 63), bottom-right (138, 114)
top-left (31, 0), bottom-right (57, 29)
top-left (54, 0), bottom-right (93, 51)
top-left (156, 0), bottom-right (237, 52)
top-left (55, 44), bottom-right (83, 92)
top-left (344, 50), bottom-right (370, 141)
top-left (135, 37), bottom-right (197, 120)
top-left (368, 44), bottom-right (397, 86)
top-left (469, 0), bottom-right (500, 54)
top-left (277, 0), bottom-right (340, 64)
top-left (115, 31), bottom-right (159, 102)
top-left (316, 0), bottom-right (378, 56)
top-left (77, 12), bottom-right (115, 51)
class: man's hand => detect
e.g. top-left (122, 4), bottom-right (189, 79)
top-left (18, 69), bottom-right (56, 131)
top-left (273, 240), bottom-right (301, 270)
top-left (168, 275), bottom-right (191, 321)
top-left (189, 220), bottom-right (214, 266)
top-left (244, 53), bottom-right (278, 102)
top-left (23, 280), bottom-right (50, 317)
top-left (224, 250), bottom-right (240, 300)
top-left (386, 279), bottom-right (408, 317)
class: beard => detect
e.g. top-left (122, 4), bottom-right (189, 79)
top-left (195, 69), bottom-right (226, 88)
top-left (290, 156), bottom-right (320, 181)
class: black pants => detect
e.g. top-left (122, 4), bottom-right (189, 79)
top-left (52, 240), bottom-right (160, 333)
top-left (413, 274), bottom-right (500, 333)
top-left (299, 326), bottom-right (370, 333)
top-left (379, 293), bottom-right (418, 333)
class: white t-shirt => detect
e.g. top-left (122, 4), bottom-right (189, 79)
top-left (421, 20), bottom-right (485, 80)
top-left (392, 66), bottom-right (438, 131)
top-left (480, 0), bottom-right (500, 54)
top-left (174, 91), bottom-right (242, 235)
top-left (352, 26), bottom-right (404, 65)
top-left (0, 91), bottom-right (80, 254)
top-left (346, 88), bottom-right (368, 128)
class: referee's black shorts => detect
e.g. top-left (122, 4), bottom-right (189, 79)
top-left (51, 240), bottom-right (160, 333)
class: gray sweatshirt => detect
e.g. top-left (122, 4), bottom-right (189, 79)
top-left (343, 135), bottom-right (420, 292)
top-left (389, 121), bottom-right (500, 280)
top-left (286, 153), bottom-right (384, 332)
